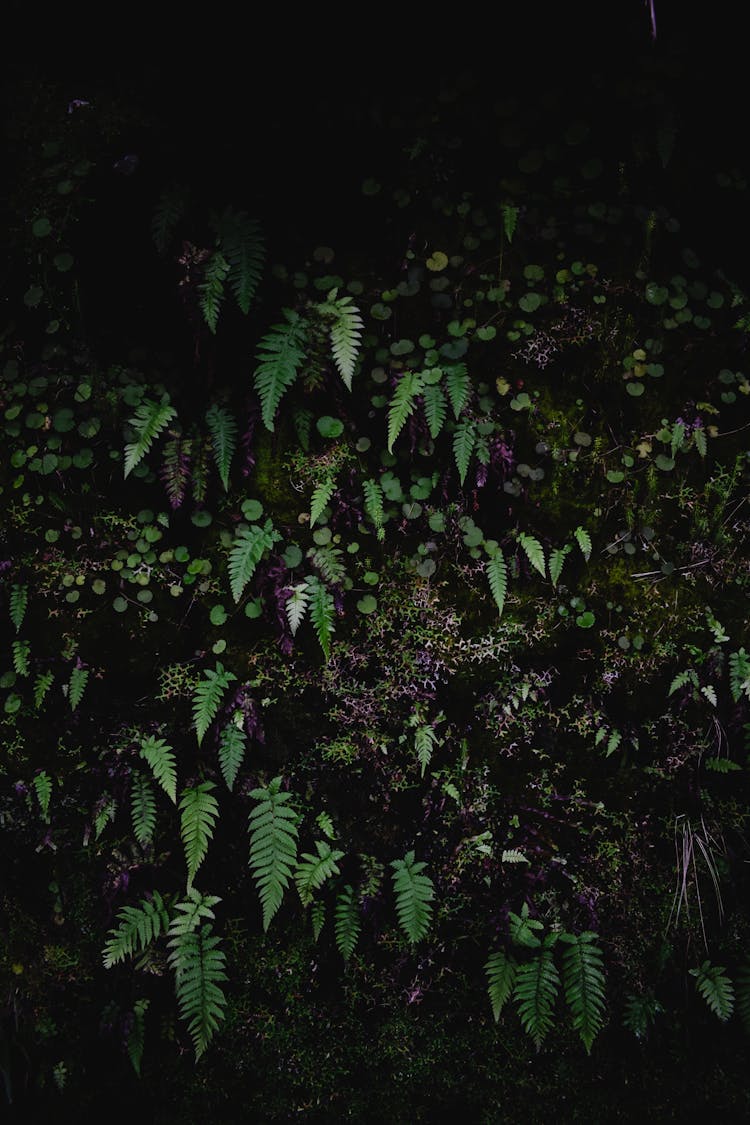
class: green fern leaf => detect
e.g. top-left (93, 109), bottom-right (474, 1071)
top-left (729, 648), bottom-right (750, 703)
top-left (168, 922), bottom-right (227, 1060)
top-left (33, 670), bottom-right (54, 709)
top-left (423, 383), bottom-right (448, 439)
top-left (94, 797), bottom-right (116, 840)
top-left (453, 419), bottom-right (476, 486)
top-left (311, 900), bottom-right (326, 942)
top-left (690, 960), bottom-right (734, 1021)
top-left (391, 850), bottom-right (434, 944)
top-left (518, 532), bottom-right (546, 579)
top-left (574, 526), bottom-right (592, 562)
top-left (502, 204), bottom-right (519, 244)
top-left (294, 407), bottom-right (313, 451)
top-left (285, 581), bottom-right (310, 636)
top-left (560, 931), bottom-right (606, 1053)
top-left (322, 293), bottom-right (363, 390)
top-left (316, 811), bottom-right (335, 840)
top-left (33, 771), bottom-right (52, 821)
top-left (218, 719), bottom-right (246, 792)
top-left (363, 478), bottom-right (385, 541)
top-left (126, 998), bottom-right (149, 1076)
top-left (295, 840), bottom-right (344, 906)
top-left (248, 776), bottom-right (299, 931)
top-left (12, 639), bottom-right (30, 677)
top-left (179, 781), bottom-right (219, 888)
top-left (415, 724), bottom-right (437, 778)
top-left (192, 662), bottom-right (236, 745)
top-left (335, 884), bottom-right (361, 961)
top-left (205, 404), bottom-right (237, 492)
top-left (102, 891), bottom-right (170, 968)
top-left (736, 961), bottom-right (750, 1033)
top-left (310, 476), bottom-right (335, 527)
top-left (513, 938), bottom-right (561, 1049)
top-left (199, 250), bottom-right (230, 334)
top-left (139, 736), bottom-right (177, 803)
top-left (9, 583), bottom-right (28, 632)
top-left (486, 551), bottom-right (508, 617)
top-left (168, 887), bottom-right (222, 937)
top-left (228, 519), bottom-right (279, 604)
top-left (485, 949), bottom-right (518, 1021)
top-left (509, 902), bottom-right (543, 949)
top-left (694, 425), bottom-right (707, 458)
top-left (213, 207), bottom-right (265, 315)
top-left (623, 991), bottom-right (663, 1040)
top-left (444, 363), bottom-right (470, 419)
top-left (152, 184), bottom-right (188, 254)
top-left (668, 669), bottom-right (696, 697)
top-left (131, 773), bottom-right (157, 846)
top-left (253, 310), bottom-right (308, 432)
top-left (308, 546), bottom-right (346, 587)
top-left (68, 665), bottom-right (89, 711)
top-left (606, 730), bottom-right (622, 757)
top-left (502, 849), bottom-right (530, 864)
top-left (387, 371), bottom-right (423, 453)
top-left (161, 432), bottom-right (192, 509)
top-left (124, 398), bottom-right (177, 478)
top-left (308, 576), bottom-right (336, 661)
top-left (548, 544), bottom-right (571, 589)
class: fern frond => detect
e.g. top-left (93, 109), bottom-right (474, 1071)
top-left (161, 432), bottom-right (192, 509)
top-left (124, 398), bottom-right (177, 478)
top-left (68, 665), bottom-right (89, 711)
top-left (573, 526), bottom-right (592, 562)
top-left (423, 382), bottom-right (448, 440)
top-left (513, 939), bottom-right (561, 1049)
top-left (228, 519), bottom-right (279, 604)
top-left (205, 404), bottom-right (237, 492)
top-left (248, 776), bottom-right (299, 931)
top-left (316, 811), bottom-right (335, 840)
top-left (199, 250), bottom-right (230, 334)
top-left (320, 293), bottom-right (363, 390)
top-left (560, 931), bottom-right (606, 1053)
top-left (168, 922), bottom-right (227, 1060)
top-left (444, 363), bottom-right (470, 419)
top-left (668, 669), bottom-right (697, 697)
top-left (126, 998), bottom-right (149, 1076)
top-left (485, 949), bottom-right (518, 1021)
top-left (548, 544), bottom-right (571, 589)
top-left (308, 546), bottom-right (346, 586)
top-left (192, 662), bottom-right (236, 745)
top-left (179, 781), bottom-right (219, 888)
top-left (415, 724), bottom-right (438, 778)
top-left (152, 184), bottom-right (188, 254)
top-left (502, 849), bottom-right (530, 864)
top-left (308, 576), bottom-right (336, 661)
top-left (140, 736), bottom-right (177, 804)
top-left (623, 991), bottom-right (662, 1040)
top-left (213, 207), bottom-right (265, 315)
top-left (218, 719), bottom-right (246, 792)
top-left (168, 887), bottom-right (222, 937)
top-left (518, 532), bottom-right (546, 579)
top-left (391, 850), bottom-right (434, 944)
top-left (295, 840), bottom-right (344, 906)
top-left (690, 960), bottom-right (734, 1021)
top-left (362, 478), bottom-right (385, 541)
top-left (9, 584), bottom-right (28, 633)
top-left (486, 551), bottom-right (508, 617)
top-left (310, 476), bottom-right (335, 527)
top-left (387, 372), bottom-right (423, 453)
top-left (12, 639), bottom-right (29, 677)
top-left (453, 419), bottom-right (476, 486)
top-left (285, 582), bottom-right (310, 636)
top-left (502, 204), bottom-right (519, 243)
top-left (102, 891), bottom-right (170, 968)
top-left (94, 797), bottom-right (116, 840)
top-left (509, 902), bottom-right (543, 949)
top-left (131, 773), bottom-right (157, 846)
top-left (335, 884), bottom-right (361, 961)
top-left (191, 435), bottom-right (210, 504)
top-left (33, 771), bottom-right (52, 821)
top-left (33, 670), bottom-right (54, 709)
top-left (253, 310), bottom-right (308, 432)
top-left (729, 648), bottom-right (750, 703)
top-left (736, 961), bottom-right (750, 1033)
top-left (311, 900), bottom-right (326, 942)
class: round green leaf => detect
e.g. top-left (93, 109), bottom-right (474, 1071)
top-left (356, 595), bottom-right (378, 615)
top-left (210, 604), bottom-right (228, 626)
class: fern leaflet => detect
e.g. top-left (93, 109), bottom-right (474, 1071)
top-left (168, 888), bottom-right (222, 937)
top-left (12, 639), bottom-right (29, 677)
top-left (623, 991), bottom-right (663, 1040)
top-left (139, 736), bottom-right (177, 803)
top-left (161, 432), bottom-right (192, 509)
top-left (68, 665), bottom-right (89, 711)
top-left (502, 203), bottom-right (519, 243)
top-left (33, 670), bottom-right (54, 709)
top-left (308, 545), bottom-right (346, 586)
top-left (485, 950), bottom-right (518, 1021)
top-left (179, 781), bottom-right (219, 888)
top-left (205, 404), bottom-right (237, 492)
top-left (131, 773), bottom-right (157, 846)
top-left (285, 581), bottom-right (310, 636)
top-left (694, 425), bottom-right (707, 458)
top-left (518, 532), bottom-right (546, 579)
top-left (486, 551), bottom-right (508, 617)
top-left (10, 583), bottom-right (27, 632)
top-left (415, 724), bottom-right (438, 778)
top-left (213, 207), bottom-right (265, 315)
top-left (509, 902), bottom-right (543, 949)
top-left (335, 884), bottom-right (361, 961)
top-left (33, 771), bottom-right (52, 821)
top-left (168, 922), bottom-right (227, 1060)
top-left (228, 520), bottom-right (279, 604)
top-left (310, 476), bottom-right (335, 527)
top-left (311, 900), bottom-right (326, 942)
top-left (560, 931), bottom-right (606, 1053)
top-left (253, 310), bottom-right (308, 431)
top-left (453, 419), bottom-right (476, 486)
top-left (387, 372), bottom-right (423, 453)
top-left (391, 850), bottom-right (434, 944)
top-left (668, 669), bottom-right (697, 697)
top-left (126, 998), bottom-right (149, 1076)
top-left (423, 382), bottom-right (448, 439)
top-left (192, 662), bottom-right (236, 745)
top-left (316, 811), bottom-right (335, 840)
top-left (548, 544), bottom-right (571, 589)
top-left (319, 292), bottom-right (363, 390)
top-left (124, 398), bottom-right (177, 478)
top-left (444, 362), bottom-right (470, 419)
top-left (363, 478), bottom-right (385, 541)
top-left (199, 250), bottom-right (229, 334)
top-left (574, 526), bottom-right (592, 562)
top-left (736, 961), bottom-right (750, 1033)
top-left (102, 891), bottom-right (170, 967)
top-left (513, 937), bottom-right (561, 1049)
top-left (690, 960), bottom-right (734, 1021)
top-left (152, 184), bottom-right (188, 254)
top-left (295, 840), bottom-right (344, 906)
top-left (729, 648), bottom-right (750, 703)
top-left (218, 718), bottom-right (246, 792)
top-left (248, 776), bottom-right (299, 931)
top-left (308, 576), bottom-right (336, 661)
